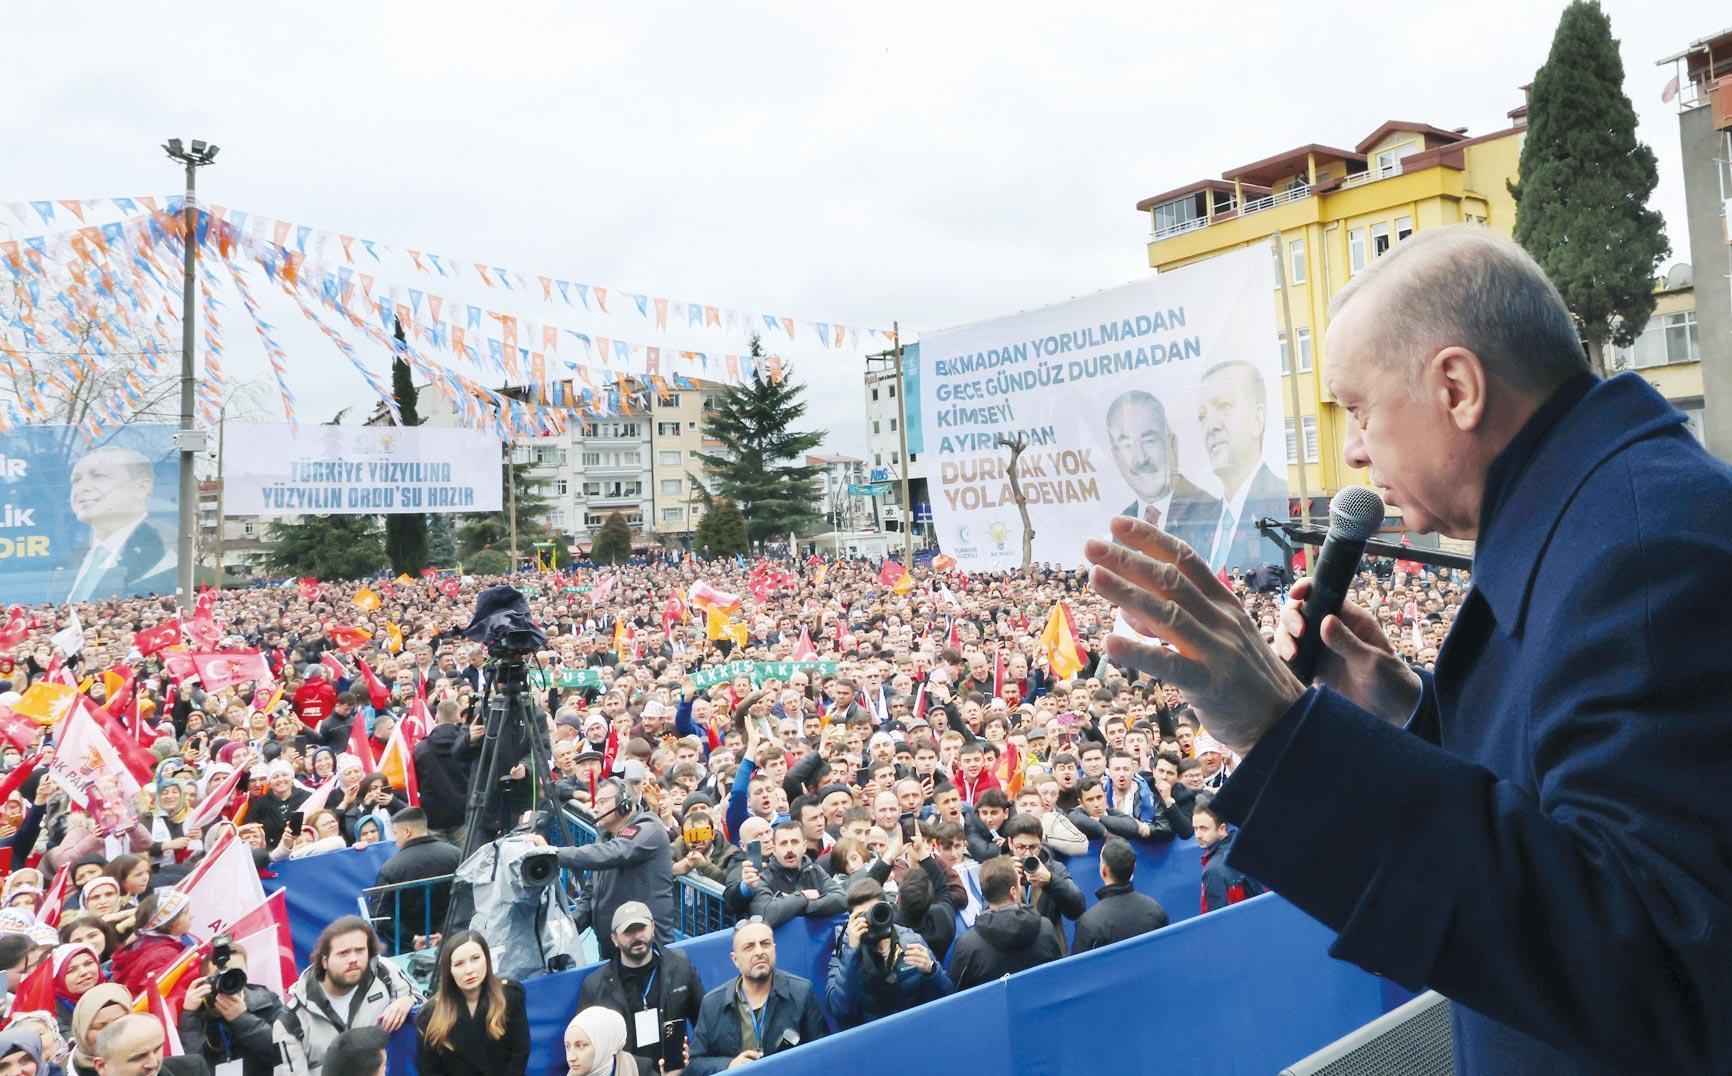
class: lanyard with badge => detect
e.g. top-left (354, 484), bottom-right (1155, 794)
top-left (633, 965), bottom-right (660, 1046)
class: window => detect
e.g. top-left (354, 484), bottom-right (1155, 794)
top-left (550, 510), bottom-right (566, 530)
top-left (663, 394), bottom-right (681, 408)
top-left (1374, 141), bottom-right (1417, 177)
top-left (1296, 327), bottom-right (1313, 373)
top-left (1302, 415), bottom-right (1320, 462)
top-left (656, 421), bottom-right (681, 437)
top-left (872, 388), bottom-right (879, 402)
top-left (661, 507), bottom-right (684, 523)
top-left (1613, 310), bottom-right (1700, 369)
top-left (891, 451), bottom-right (899, 464)
top-left (581, 452), bottom-right (600, 467)
top-left (1371, 222), bottom-right (1391, 258)
top-left (555, 479), bottom-right (568, 496)
top-left (873, 420), bottom-right (881, 435)
top-left (1278, 332), bottom-right (1292, 374)
top-left (242, 521), bottom-right (254, 536)
top-left (1395, 216), bottom-right (1413, 242)
top-left (889, 418), bottom-right (897, 432)
top-left (1152, 194), bottom-right (1203, 234)
top-left (1348, 228), bottom-right (1367, 274)
top-left (874, 453), bottom-right (882, 466)
top-left (660, 478), bottom-right (682, 495)
top-left (1288, 239), bottom-right (1306, 284)
top-left (1284, 419), bottom-right (1298, 465)
top-left (887, 385), bottom-right (896, 399)
top-left (658, 450), bottom-right (682, 466)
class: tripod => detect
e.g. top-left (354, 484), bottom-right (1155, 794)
top-left (457, 648), bottom-right (559, 861)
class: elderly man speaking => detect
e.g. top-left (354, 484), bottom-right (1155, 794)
top-left (1084, 225), bottom-right (1732, 1074)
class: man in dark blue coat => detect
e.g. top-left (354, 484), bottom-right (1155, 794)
top-left (1084, 225), bottom-right (1732, 1074)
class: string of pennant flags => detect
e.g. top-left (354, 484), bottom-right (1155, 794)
top-left (0, 194), bottom-right (888, 443)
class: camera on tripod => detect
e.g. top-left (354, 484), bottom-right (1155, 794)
top-left (207, 935), bottom-right (248, 997)
top-left (452, 585), bottom-right (548, 660)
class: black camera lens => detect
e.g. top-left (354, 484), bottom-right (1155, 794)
top-left (214, 967), bottom-right (249, 995)
top-left (1021, 856), bottom-right (1041, 874)
top-left (864, 899), bottom-right (896, 943)
top-left (519, 849), bottom-right (560, 887)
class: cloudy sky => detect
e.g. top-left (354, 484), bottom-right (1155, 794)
top-left (3, 1), bottom-right (1708, 456)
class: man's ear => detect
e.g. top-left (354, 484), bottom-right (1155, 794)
top-left (1430, 347), bottom-right (1488, 433)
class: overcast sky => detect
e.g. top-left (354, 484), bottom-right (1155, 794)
top-left (3, 1), bottom-right (1709, 457)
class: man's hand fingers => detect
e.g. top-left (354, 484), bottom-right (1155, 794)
top-left (1083, 539), bottom-right (1225, 633)
top-left (1106, 516), bottom-right (1234, 602)
top-left (1088, 565), bottom-right (1210, 652)
top-left (1101, 632), bottom-right (1204, 694)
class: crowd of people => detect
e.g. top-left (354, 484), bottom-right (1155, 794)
top-left (0, 551), bottom-right (1467, 1074)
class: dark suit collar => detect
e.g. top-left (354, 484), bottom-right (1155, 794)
top-left (1474, 373), bottom-right (1684, 633)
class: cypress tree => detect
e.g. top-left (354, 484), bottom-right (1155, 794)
top-left (384, 319), bottom-right (430, 573)
top-left (1512, 0), bottom-right (1669, 374)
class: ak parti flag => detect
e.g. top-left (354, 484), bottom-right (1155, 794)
top-left (892, 570), bottom-right (914, 595)
top-left (377, 720), bottom-right (420, 806)
top-left (12, 680), bottom-right (79, 726)
top-left (1038, 602), bottom-right (1087, 681)
top-left (687, 580), bottom-right (740, 613)
top-left (385, 622), bottom-right (404, 655)
top-left (353, 587), bottom-right (381, 612)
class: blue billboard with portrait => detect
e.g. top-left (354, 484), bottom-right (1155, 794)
top-left (0, 424), bottom-right (179, 605)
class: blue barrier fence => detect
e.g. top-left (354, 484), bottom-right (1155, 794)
top-left (262, 842), bottom-right (397, 968)
top-left (380, 894), bottom-right (1400, 1076)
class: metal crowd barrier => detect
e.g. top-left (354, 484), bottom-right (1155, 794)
top-left (360, 874), bottom-right (455, 956)
top-left (561, 809), bottom-right (729, 939)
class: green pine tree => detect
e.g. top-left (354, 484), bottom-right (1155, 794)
top-left (590, 511), bottom-right (634, 565)
top-left (692, 337), bottom-right (824, 545)
top-left (383, 320), bottom-right (430, 575)
top-left (694, 496), bottom-right (748, 557)
top-left (260, 515), bottom-right (387, 579)
top-left (427, 514), bottom-right (457, 567)
top-left (1512, 0), bottom-right (1669, 374)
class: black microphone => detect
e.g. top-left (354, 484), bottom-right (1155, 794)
top-left (1286, 485), bottom-right (1385, 684)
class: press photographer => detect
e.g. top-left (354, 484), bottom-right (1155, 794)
top-left (824, 878), bottom-right (953, 1028)
top-left (176, 938), bottom-right (287, 1076)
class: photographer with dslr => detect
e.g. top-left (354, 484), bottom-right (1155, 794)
top-left (177, 939), bottom-right (286, 1076)
top-left (1003, 815), bottom-right (1085, 953)
top-left (824, 878), bottom-right (952, 1028)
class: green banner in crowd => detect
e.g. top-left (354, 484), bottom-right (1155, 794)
top-left (526, 666), bottom-right (609, 690)
top-left (690, 660), bottom-right (839, 690)
top-left (848, 481), bottom-right (892, 497)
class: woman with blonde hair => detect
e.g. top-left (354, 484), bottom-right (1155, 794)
top-left (414, 930), bottom-right (528, 1076)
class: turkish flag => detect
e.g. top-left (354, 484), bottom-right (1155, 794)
top-left (878, 559), bottom-right (906, 587)
top-left (184, 613), bottom-right (222, 649)
top-left (133, 620), bottom-right (181, 656)
top-left (439, 577), bottom-right (461, 599)
top-left (0, 609), bottom-right (30, 650)
top-left (190, 650), bottom-right (274, 693)
top-left (298, 578), bottom-right (322, 602)
top-left (0, 711), bottom-right (41, 753)
top-left (791, 626), bottom-right (817, 662)
top-left (329, 625), bottom-right (373, 653)
top-left (354, 655), bottom-right (390, 711)
top-left (160, 650), bottom-right (198, 684)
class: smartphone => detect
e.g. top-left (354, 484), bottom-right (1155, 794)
top-left (899, 815), bottom-right (916, 840)
top-left (286, 812), bottom-right (304, 835)
top-left (662, 1020), bottom-right (687, 1064)
top-left (747, 842), bottom-right (762, 871)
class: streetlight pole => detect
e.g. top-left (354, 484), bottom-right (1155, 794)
top-left (892, 321), bottom-right (913, 563)
top-left (162, 137), bottom-right (219, 609)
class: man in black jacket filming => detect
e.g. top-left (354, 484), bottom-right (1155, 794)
top-left (177, 944), bottom-right (286, 1076)
top-left (576, 901), bottom-right (704, 1073)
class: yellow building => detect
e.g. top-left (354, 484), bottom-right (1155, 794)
top-left (648, 378), bottom-right (729, 544)
top-left (1136, 107), bottom-right (1528, 516)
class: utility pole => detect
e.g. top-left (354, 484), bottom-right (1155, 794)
top-left (506, 441), bottom-right (518, 568)
top-left (892, 321), bottom-right (913, 563)
top-left (1272, 231), bottom-right (1314, 529)
top-left (162, 137), bottom-right (219, 608)
top-left (213, 404), bottom-right (227, 585)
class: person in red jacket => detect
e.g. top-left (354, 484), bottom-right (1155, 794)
top-left (1194, 801), bottom-right (1264, 913)
top-left (952, 740), bottom-right (1000, 804)
top-left (108, 889), bottom-right (194, 999)
top-left (292, 666), bottom-right (337, 726)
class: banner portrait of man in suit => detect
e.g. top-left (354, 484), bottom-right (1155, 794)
top-left (1195, 360), bottom-right (1289, 572)
top-left (1105, 389), bottom-right (1219, 555)
top-left (61, 445), bottom-right (177, 602)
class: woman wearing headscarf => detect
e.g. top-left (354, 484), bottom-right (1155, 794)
top-left (7, 1010), bottom-right (67, 1076)
top-left (107, 890), bottom-right (192, 998)
top-left (146, 778), bottom-right (201, 868)
top-left (414, 931), bottom-right (528, 1076)
top-left (67, 982), bottom-right (132, 1076)
top-left (0, 1025), bottom-right (48, 1076)
top-left (48, 943), bottom-right (105, 1038)
top-left (338, 773), bottom-right (404, 846)
top-left (76, 878), bottom-right (134, 942)
top-left (561, 1008), bottom-right (638, 1076)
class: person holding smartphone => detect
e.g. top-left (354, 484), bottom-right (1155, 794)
top-left (574, 902), bottom-right (704, 1074)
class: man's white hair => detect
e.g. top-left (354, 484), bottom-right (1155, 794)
top-left (1328, 223), bottom-right (1588, 395)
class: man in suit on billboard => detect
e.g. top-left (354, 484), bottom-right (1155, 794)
top-left (60, 446), bottom-right (176, 602)
top-left (1195, 360), bottom-right (1288, 572)
top-left (1106, 390), bottom-right (1219, 556)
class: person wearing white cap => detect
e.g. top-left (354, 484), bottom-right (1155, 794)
top-left (244, 760), bottom-right (309, 849)
top-left (1192, 733), bottom-right (1231, 791)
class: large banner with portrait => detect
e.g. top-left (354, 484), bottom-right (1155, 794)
top-left (224, 423), bottom-right (503, 517)
top-left (0, 424), bottom-right (179, 605)
top-left (920, 245), bottom-right (1288, 571)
